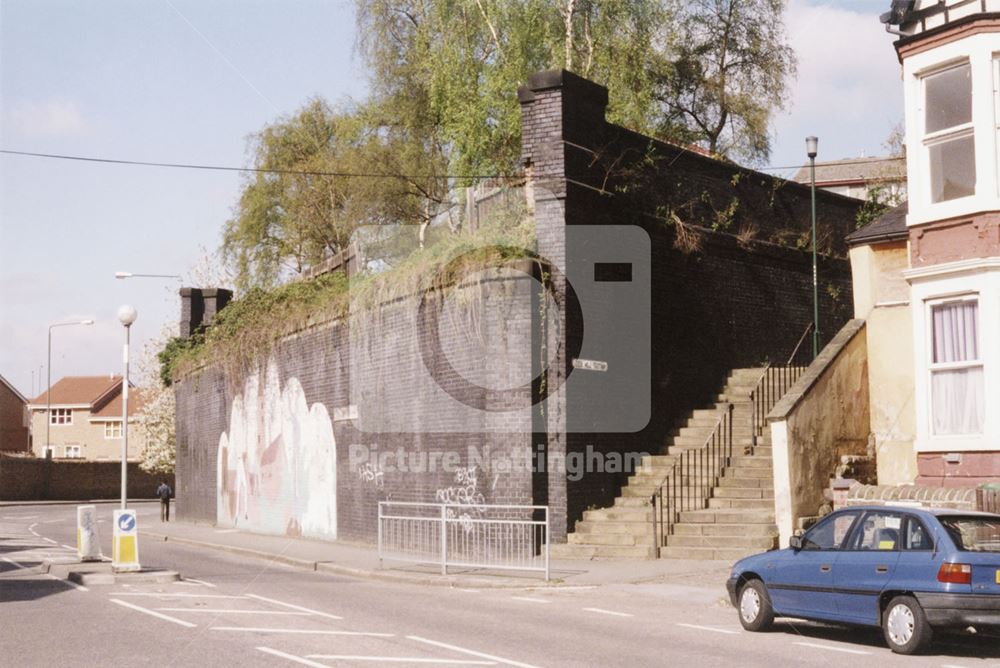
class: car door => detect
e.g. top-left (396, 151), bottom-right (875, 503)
top-left (833, 510), bottom-right (904, 624)
top-left (767, 510), bottom-right (861, 621)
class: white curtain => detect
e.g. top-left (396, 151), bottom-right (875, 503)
top-left (931, 301), bottom-right (984, 435)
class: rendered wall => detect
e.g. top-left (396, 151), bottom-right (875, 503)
top-left (769, 320), bottom-right (870, 546)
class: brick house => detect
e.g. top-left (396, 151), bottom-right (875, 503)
top-left (0, 373), bottom-right (29, 452)
top-left (849, 1), bottom-right (1000, 488)
top-left (28, 376), bottom-right (146, 461)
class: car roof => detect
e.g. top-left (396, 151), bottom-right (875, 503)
top-left (834, 504), bottom-right (1000, 519)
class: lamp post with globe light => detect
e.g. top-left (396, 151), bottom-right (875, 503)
top-left (118, 305), bottom-right (137, 509)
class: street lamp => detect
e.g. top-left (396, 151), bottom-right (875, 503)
top-left (117, 305), bottom-right (137, 510)
top-left (806, 136), bottom-right (820, 360)
top-left (47, 319), bottom-right (95, 457)
top-left (115, 271), bottom-right (181, 280)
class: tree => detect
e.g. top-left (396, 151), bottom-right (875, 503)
top-left (653, 0), bottom-right (796, 164)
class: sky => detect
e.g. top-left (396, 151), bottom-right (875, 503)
top-left (0, 0), bottom-right (902, 399)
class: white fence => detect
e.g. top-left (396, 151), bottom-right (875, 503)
top-left (377, 502), bottom-right (550, 581)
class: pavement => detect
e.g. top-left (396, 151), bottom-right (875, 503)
top-left (137, 506), bottom-right (733, 590)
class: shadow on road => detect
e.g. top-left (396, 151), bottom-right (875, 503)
top-left (774, 619), bottom-right (1000, 659)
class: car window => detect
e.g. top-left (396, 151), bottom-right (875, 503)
top-left (802, 511), bottom-right (860, 550)
top-left (939, 516), bottom-right (1000, 552)
top-left (849, 512), bottom-right (902, 551)
top-left (904, 516), bottom-right (934, 551)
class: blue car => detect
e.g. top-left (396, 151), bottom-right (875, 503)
top-left (726, 505), bottom-right (1000, 654)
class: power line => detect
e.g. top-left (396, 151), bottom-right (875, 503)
top-left (0, 149), bottom-right (515, 181)
top-left (755, 156), bottom-right (906, 173)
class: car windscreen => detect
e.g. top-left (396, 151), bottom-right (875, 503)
top-left (939, 516), bottom-right (1000, 552)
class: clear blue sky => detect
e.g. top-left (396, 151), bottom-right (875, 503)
top-left (0, 0), bottom-right (901, 398)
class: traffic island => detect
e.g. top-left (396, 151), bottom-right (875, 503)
top-left (67, 565), bottom-right (180, 586)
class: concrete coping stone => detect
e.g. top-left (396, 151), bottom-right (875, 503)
top-left (766, 318), bottom-right (866, 422)
top-left (68, 568), bottom-right (181, 586)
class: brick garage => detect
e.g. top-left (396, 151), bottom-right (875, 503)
top-left (174, 69), bottom-right (860, 544)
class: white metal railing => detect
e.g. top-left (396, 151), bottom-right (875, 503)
top-left (378, 502), bottom-right (550, 581)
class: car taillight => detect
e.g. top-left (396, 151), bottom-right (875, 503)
top-left (937, 562), bottom-right (972, 585)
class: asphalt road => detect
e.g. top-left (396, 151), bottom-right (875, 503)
top-left (2, 503), bottom-right (999, 667)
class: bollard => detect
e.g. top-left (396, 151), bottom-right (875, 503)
top-left (76, 505), bottom-right (102, 562)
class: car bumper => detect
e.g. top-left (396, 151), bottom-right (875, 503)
top-left (726, 576), bottom-right (739, 607)
top-left (915, 593), bottom-right (1000, 628)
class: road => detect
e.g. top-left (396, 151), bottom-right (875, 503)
top-left (2, 503), bottom-right (999, 667)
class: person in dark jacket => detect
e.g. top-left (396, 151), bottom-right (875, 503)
top-left (156, 480), bottom-right (173, 522)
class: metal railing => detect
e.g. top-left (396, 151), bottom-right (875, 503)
top-left (748, 323), bottom-right (813, 451)
top-left (651, 403), bottom-right (733, 557)
top-left (378, 502), bottom-right (549, 580)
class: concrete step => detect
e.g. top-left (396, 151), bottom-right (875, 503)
top-left (717, 476), bottom-right (773, 489)
top-left (670, 436), bottom-right (755, 447)
top-left (550, 543), bottom-right (656, 559)
top-left (574, 520), bottom-right (651, 536)
top-left (584, 508), bottom-right (653, 522)
top-left (672, 522), bottom-right (778, 537)
top-left (614, 496), bottom-right (654, 508)
top-left (659, 546), bottom-right (767, 561)
top-left (708, 498), bottom-right (775, 510)
top-left (728, 455), bottom-right (773, 469)
top-left (665, 534), bottom-right (777, 549)
top-left (568, 531), bottom-right (645, 546)
top-left (678, 509), bottom-right (776, 524)
top-left (712, 486), bottom-right (771, 499)
top-left (724, 467), bottom-right (773, 480)
top-left (677, 426), bottom-right (756, 439)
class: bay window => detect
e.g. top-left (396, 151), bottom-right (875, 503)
top-left (929, 298), bottom-right (984, 435)
top-left (924, 61), bottom-right (976, 203)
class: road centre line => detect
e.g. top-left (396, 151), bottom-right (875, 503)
top-left (256, 647), bottom-right (333, 668)
top-left (306, 655), bottom-right (495, 665)
top-left (510, 597), bottom-right (549, 604)
top-left (157, 608), bottom-right (312, 616)
top-left (244, 593), bottom-right (344, 620)
top-left (28, 523), bottom-right (40, 536)
top-left (112, 592), bottom-right (248, 599)
top-left (213, 627), bottom-right (392, 637)
top-left (407, 636), bottom-right (542, 668)
top-left (110, 598), bottom-right (197, 628)
top-left (582, 607), bottom-right (633, 618)
top-left (793, 642), bottom-right (871, 656)
top-left (676, 623), bottom-right (740, 635)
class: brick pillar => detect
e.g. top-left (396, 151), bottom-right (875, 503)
top-left (202, 288), bottom-right (233, 329)
top-left (518, 70), bottom-right (609, 541)
top-left (180, 287), bottom-right (232, 337)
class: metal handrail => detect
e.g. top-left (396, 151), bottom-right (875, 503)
top-left (651, 403), bottom-right (733, 558)
top-left (749, 362), bottom-right (808, 452)
top-left (785, 322), bottom-right (814, 366)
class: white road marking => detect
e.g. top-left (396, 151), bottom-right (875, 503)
top-left (1, 556), bottom-right (26, 569)
top-left (109, 598), bottom-right (197, 628)
top-left (215, 529), bottom-right (240, 533)
top-left (582, 607), bottom-right (633, 618)
top-left (112, 592), bottom-right (248, 599)
top-left (28, 523), bottom-right (40, 537)
top-left (510, 597), bottom-right (549, 604)
top-left (157, 608), bottom-right (312, 616)
top-left (184, 578), bottom-right (216, 588)
top-left (256, 647), bottom-right (332, 668)
top-left (60, 544), bottom-right (76, 551)
top-left (793, 642), bottom-right (871, 656)
top-left (46, 574), bottom-right (88, 592)
top-left (42, 537), bottom-right (57, 544)
top-left (676, 623), bottom-right (740, 635)
top-left (245, 593), bottom-right (344, 620)
top-left (454, 588), bottom-right (481, 594)
top-left (307, 655), bottom-right (495, 665)
top-left (212, 627), bottom-right (392, 637)
top-left (407, 636), bottom-right (542, 668)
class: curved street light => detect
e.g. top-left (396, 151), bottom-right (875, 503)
top-left (115, 271), bottom-right (181, 280)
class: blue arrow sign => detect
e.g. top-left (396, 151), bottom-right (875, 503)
top-left (118, 514), bottom-right (136, 532)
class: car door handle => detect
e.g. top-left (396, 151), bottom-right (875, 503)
top-left (820, 565), bottom-right (832, 573)
top-left (876, 565), bottom-right (889, 574)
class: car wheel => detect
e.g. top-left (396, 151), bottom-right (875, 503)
top-left (738, 579), bottom-right (774, 632)
top-left (882, 595), bottom-right (932, 655)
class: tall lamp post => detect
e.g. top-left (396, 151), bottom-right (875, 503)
top-left (806, 136), bottom-right (820, 360)
top-left (117, 305), bottom-right (137, 509)
top-left (47, 320), bottom-right (95, 456)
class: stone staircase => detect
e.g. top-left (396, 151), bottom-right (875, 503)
top-left (552, 368), bottom-right (781, 560)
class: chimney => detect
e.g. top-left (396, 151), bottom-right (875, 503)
top-left (179, 287), bottom-right (233, 338)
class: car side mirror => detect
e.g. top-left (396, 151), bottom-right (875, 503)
top-left (789, 535), bottom-right (803, 551)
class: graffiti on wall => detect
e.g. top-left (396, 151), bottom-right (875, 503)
top-left (217, 360), bottom-right (337, 539)
top-left (436, 465), bottom-right (485, 531)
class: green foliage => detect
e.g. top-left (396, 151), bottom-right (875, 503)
top-left (855, 183), bottom-right (902, 231)
top-left (158, 335), bottom-right (201, 388)
top-left (654, 0), bottom-right (797, 164)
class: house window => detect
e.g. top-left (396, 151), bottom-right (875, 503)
top-left (929, 298), bottom-right (983, 435)
top-left (104, 421), bottom-right (122, 439)
top-left (50, 408), bottom-right (72, 425)
top-left (924, 62), bottom-right (975, 203)
top-left (65, 445), bottom-right (81, 458)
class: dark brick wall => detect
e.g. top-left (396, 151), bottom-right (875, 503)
top-left (518, 70), bottom-right (857, 536)
top-left (0, 454), bottom-right (172, 501)
top-left (0, 382), bottom-right (28, 452)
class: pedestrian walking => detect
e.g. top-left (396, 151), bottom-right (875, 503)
top-left (156, 480), bottom-right (173, 522)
